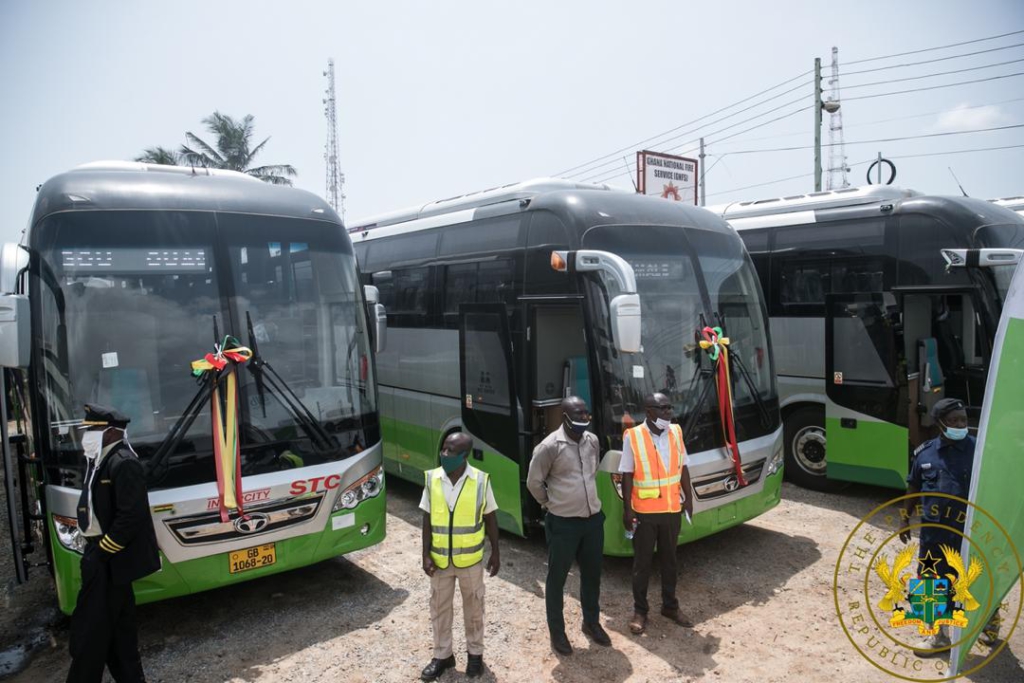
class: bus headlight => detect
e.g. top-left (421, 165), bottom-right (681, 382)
top-left (766, 438), bottom-right (784, 477)
top-left (333, 466), bottom-right (385, 512)
top-left (53, 514), bottom-right (87, 554)
top-left (611, 473), bottom-right (624, 499)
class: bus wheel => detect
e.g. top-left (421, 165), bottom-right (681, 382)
top-left (783, 407), bottom-right (844, 492)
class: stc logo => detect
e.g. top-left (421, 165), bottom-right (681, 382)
top-left (289, 475), bottom-right (344, 496)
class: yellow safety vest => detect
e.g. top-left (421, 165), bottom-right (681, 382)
top-left (427, 466), bottom-right (488, 569)
top-left (626, 423), bottom-right (686, 514)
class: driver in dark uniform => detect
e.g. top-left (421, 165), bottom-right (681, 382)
top-left (900, 397), bottom-right (1000, 655)
top-left (67, 404), bottom-right (161, 683)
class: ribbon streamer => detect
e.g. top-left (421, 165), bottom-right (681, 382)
top-left (191, 337), bottom-right (253, 522)
top-left (699, 326), bottom-right (748, 487)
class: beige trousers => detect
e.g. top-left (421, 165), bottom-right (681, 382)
top-left (429, 561), bottom-right (485, 658)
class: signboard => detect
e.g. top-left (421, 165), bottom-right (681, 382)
top-left (636, 150), bottom-right (698, 205)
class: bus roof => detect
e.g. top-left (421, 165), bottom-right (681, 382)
top-left (350, 179), bottom-right (737, 243)
top-left (28, 161), bottom-right (340, 230)
top-left (990, 196), bottom-right (1024, 216)
top-left (349, 178), bottom-right (616, 231)
top-left (706, 185), bottom-right (920, 219)
top-left (708, 186), bottom-right (1024, 232)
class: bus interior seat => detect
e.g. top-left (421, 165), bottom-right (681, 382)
top-left (917, 338), bottom-right (945, 427)
top-left (565, 356), bottom-right (591, 408)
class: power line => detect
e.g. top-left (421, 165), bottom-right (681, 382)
top-left (843, 29), bottom-right (1024, 66)
top-left (841, 57), bottom-right (1024, 90)
top-left (564, 79), bottom-right (812, 180)
top-left (844, 71), bottom-right (1024, 102)
top-left (882, 142), bottom-right (1024, 160)
top-left (840, 41), bottom-right (1024, 77)
top-left (579, 101), bottom-right (811, 183)
top-left (555, 69), bottom-right (812, 177)
top-left (709, 123), bottom-right (1024, 155)
top-left (704, 144), bottom-right (1024, 199)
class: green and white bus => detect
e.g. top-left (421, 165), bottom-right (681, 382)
top-left (349, 178), bottom-right (783, 556)
top-left (0, 161), bottom-right (387, 614)
top-left (709, 186), bottom-right (1024, 491)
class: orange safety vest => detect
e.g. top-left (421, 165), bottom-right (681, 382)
top-left (625, 423), bottom-right (686, 514)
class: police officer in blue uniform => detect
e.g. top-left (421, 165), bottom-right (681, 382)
top-left (900, 398), bottom-right (999, 654)
top-left (67, 404), bottom-right (161, 683)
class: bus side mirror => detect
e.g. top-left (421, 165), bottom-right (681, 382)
top-left (610, 293), bottom-right (641, 353)
top-left (363, 285), bottom-right (387, 354)
top-left (0, 294), bottom-right (30, 368)
top-left (373, 303), bottom-right (387, 354)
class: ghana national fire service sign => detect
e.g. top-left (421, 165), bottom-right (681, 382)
top-left (636, 150), bottom-right (698, 204)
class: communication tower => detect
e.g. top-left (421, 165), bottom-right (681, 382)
top-left (825, 47), bottom-right (850, 190)
top-left (323, 59), bottom-right (346, 218)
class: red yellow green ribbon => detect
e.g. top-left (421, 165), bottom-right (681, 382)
top-left (192, 337), bottom-right (252, 522)
top-left (700, 326), bottom-right (748, 488)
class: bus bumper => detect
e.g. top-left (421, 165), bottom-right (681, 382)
top-left (50, 488), bottom-right (387, 615)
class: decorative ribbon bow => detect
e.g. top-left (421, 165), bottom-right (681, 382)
top-left (700, 326), bottom-right (748, 488)
top-left (191, 337), bottom-right (253, 522)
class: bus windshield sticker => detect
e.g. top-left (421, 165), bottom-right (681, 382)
top-left (102, 352), bottom-right (119, 368)
top-left (633, 365), bottom-right (645, 379)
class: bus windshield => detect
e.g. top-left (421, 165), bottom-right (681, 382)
top-left (976, 223), bottom-right (1024, 306)
top-left (33, 210), bottom-right (378, 489)
top-left (581, 224), bottom-right (777, 452)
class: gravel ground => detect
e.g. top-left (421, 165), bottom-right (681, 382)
top-left (1, 476), bottom-right (1021, 683)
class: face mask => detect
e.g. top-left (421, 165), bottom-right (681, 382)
top-left (941, 422), bottom-right (969, 441)
top-left (440, 450), bottom-right (468, 473)
top-left (654, 417), bottom-right (672, 431)
top-left (563, 414), bottom-right (591, 436)
top-left (82, 431), bottom-right (104, 460)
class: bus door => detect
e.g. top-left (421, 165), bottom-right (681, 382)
top-left (458, 303), bottom-right (524, 533)
top-left (526, 300), bottom-right (589, 445)
top-left (825, 292), bottom-right (909, 488)
top-left (895, 287), bottom-right (988, 444)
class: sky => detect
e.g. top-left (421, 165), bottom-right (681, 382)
top-left (1, 0), bottom-right (1023, 245)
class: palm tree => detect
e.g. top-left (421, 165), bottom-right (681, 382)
top-left (179, 112), bottom-right (297, 185)
top-left (135, 146), bottom-right (181, 165)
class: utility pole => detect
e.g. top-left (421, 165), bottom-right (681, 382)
top-left (699, 137), bottom-right (706, 206)
top-left (323, 59), bottom-right (346, 219)
top-left (813, 57), bottom-right (823, 192)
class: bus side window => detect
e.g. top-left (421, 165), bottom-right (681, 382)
top-left (442, 259), bottom-right (515, 327)
top-left (897, 214), bottom-right (971, 287)
top-left (388, 267), bottom-right (431, 326)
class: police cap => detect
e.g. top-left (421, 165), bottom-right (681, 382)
top-left (81, 403), bottom-right (131, 429)
top-left (931, 398), bottom-right (966, 422)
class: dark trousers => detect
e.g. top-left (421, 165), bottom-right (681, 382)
top-left (67, 546), bottom-right (146, 683)
top-left (631, 512), bottom-right (681, 615)
top-left (544, 511), bottom-right (604, 636)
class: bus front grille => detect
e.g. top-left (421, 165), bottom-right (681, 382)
top-left (692, 459), bottom-right (765, 500)
top-left (163, 495), bottom-right (325, 546)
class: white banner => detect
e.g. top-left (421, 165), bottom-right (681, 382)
top-left (636, 150), bottom-right (698, 205)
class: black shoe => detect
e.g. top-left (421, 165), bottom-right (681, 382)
top-left (582, 621), bottom-right (611, 646)
top-left (550, 631), bottom-right (573, 655)
top-left (466, 654), bottom-right (484, 678)
top-left (421, 655), bottom-right (456, 681)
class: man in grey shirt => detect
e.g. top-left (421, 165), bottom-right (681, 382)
top-left (527, 396), bottom-right (610, 655)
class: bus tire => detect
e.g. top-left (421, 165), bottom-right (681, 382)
top-left (783, 406), bottom-right (845, 492)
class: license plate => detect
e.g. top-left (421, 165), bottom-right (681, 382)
top-left (228, 543), bottom-right (276, 574)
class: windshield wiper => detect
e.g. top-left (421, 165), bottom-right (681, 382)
top-left (145, 316), bottom-right (223, 485)
top-left (682, 314), bottom-right (718, 437)
top-left (714, 312), bottom-right (772, 429)
top-left (245, 311), bottom-right (337, 452)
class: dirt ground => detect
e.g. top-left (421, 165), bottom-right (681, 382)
top-left (1, 476), bottom-right (1021, 683)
